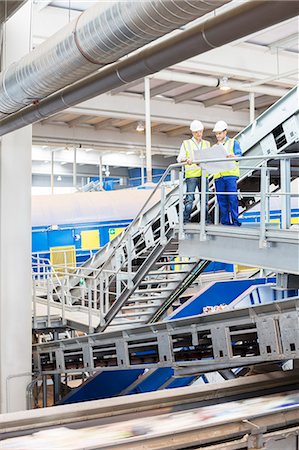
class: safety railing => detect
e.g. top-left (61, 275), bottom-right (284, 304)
top-left (31, 152), bottom-right (299, 331)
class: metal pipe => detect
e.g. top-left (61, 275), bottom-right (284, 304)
top-left (144, 76), bottom-right (152, 183)
top-left (0, 1), bottom-right (298, 136)
top-left (98, 155), bottom-right (103, 190)
top-left (153, 70), bottom-right (288, 97)
top-left (249, 92), bottom-right (255, 123)
top-left (0, 0), bottom-right (226, 117)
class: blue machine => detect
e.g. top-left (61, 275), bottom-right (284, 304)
top-left (32, 188), bottom-right (154, 264)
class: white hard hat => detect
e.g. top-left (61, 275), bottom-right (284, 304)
top-left (190, 120), bottom-right (204, 132)
top-left (213, 120), bottom-right (228, 132)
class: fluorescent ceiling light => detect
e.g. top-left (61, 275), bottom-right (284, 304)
top-left (219, 77), bottom-right (231, 91)
top-left (136, 121), bottom-right (145, 132)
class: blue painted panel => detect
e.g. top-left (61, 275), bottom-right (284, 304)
top-left (166, 376), bottom-right (196, 389)
top-left (48, 229), bottom-right (74, 248)
top-left (128, 368), bottom-right (173, 394)
top-left (60, 369), bottom-right (144, 404)
top-left (168, 278), bottom-right (274, 320)
top-left (32, 231), bottom-right (48, 253)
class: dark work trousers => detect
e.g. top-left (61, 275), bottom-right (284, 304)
top-left (184, 177), bottom-right (210, 223)
top-left (214, 176), bottom-right (241, 226)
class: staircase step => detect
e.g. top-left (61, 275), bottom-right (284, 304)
top-left (134, 287), bottom-right (174, 294)
top-left (116, 311), bottom-right (153, 318)
top-left (155, 261), bottom-right (196, 266)
top-left (129, 295), bottom-right (169, 302)
top-left (147, 270), bottom-right (189, 275)
top-left (122, 303), bottom-right (162, 310)
top-left (140, 277), bottom-right (181, 285)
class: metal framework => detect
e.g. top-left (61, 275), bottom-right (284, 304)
top-left (33, 297), bottom-right (299, 377)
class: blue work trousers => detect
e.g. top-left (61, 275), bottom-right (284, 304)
top-left (184, 177), bottom-right (210, 223)
top-left (215, 176), bottom-right (241, 226)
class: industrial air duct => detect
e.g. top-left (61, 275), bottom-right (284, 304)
top-left (0, 0), bottom-right (228, 117)
top-left (0, 0), bottom-right (298, 137)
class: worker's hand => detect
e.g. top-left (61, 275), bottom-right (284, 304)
top-left (186, 158), bottom-right (193, 164)
top-left (226, 154), bottom-right (235, 158)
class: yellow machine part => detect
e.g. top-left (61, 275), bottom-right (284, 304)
top-left (109, 227), bottom-right (125, 241)
top-left (50, 245), bottom-right (76, 273)
top-left (81, 230), bottom-right (100, 249)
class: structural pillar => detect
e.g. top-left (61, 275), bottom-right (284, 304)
top-left (0, 2), bottom-right (32, 412)
top-left (249, 92), bottom-right (255, 123)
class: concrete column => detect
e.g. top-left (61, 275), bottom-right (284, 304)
top-left (0, 2), bottom-right (32, 413)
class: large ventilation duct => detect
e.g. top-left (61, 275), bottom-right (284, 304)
top-left (0, 0), bottom-right (228, 116)
top-left (0, 0), bottom-right (298, 137)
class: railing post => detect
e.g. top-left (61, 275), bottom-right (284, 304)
top-left (127, 232), bottom-right (133, 289)
top-left (87, 280), bottom-right (92, 333)
top-left (170, 168), bottom-right (176, 185)
top-left (280, 158), bottom-right (291, 229)
top-left (200, 168), bottom-right (207, 241)
top-left (46, 273), bottom-right (51, 328)
top-left (61, 278), bottom-right (66, 325)
top-left (93, 278), bottom-right (97, 309)
top-left (99, 274), bottom-right (105, 326)
top-left (259, 161), bottom-right (268, 248)
top-left (178, 168), bottom-right (185, 240)
top-left (265, 167), bottom-right (271, 223)
top-left (160, 182), bottom-right (166, 245)
top-left (105, 272), bottom-right (109, 314)
top-left (32, 275), bottom-right (37, 329)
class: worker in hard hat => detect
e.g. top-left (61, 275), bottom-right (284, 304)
top-left (213, 120), bottom-right (242, 226)
top-left (177, 120), bottom-right (211, 223)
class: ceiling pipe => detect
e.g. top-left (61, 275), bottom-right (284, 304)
top-left (0, 0), bottom-right (298, 137)
top-left (0, 0), bottom-right (228, 117)
top-left (152, 70), bottom-right (289, 97)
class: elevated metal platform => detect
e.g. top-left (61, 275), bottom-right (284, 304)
top-left (179, 222), bottom-right (299, 275)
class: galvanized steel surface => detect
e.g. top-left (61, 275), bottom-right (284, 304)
top-left (0, 0), bottom-right (226, 116)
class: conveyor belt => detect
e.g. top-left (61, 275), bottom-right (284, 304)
top-left (1, 371), bottom-right (299, 449)
top-left (34, 297), bottom-right (299, 376)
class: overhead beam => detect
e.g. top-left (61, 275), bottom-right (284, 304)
top-left (232, 95), bottom-right (278, 111)
top-left (66, 115), bottom-right (95, 127)
top-left (150, 81), bottom-right (182, 97)
top-left (110, 79), bottom-right (143, 95)
top-left (75, 93), bottom-right (247, 131)
top-left (204, 90), bottom-right (246, 107)
top-left (174, 86), bottom-right (216, 103)
top-left (2, 0), bottom-right (297, 136)
top-left (153, 70), bottom-right (288, 97)
top-left (93, 118), bottom-right (116, 130)
top-left (166, 126), bottom-right (190, 137)
top-left (119, 121), bottom-right (138, 133)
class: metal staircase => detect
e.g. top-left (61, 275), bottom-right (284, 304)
top-left (32, 85), bottom-right (299, 334)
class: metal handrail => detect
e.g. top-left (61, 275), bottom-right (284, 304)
top-left (94, 152), bottom-right (299, 274)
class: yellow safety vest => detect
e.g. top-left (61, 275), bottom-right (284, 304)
top-left (214, 138), bottom-right (240, 179)
top-left (183, 139), bottom-right (210, 178)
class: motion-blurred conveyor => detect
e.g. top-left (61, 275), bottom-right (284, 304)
top-left (2, 371), bottom-right (299, 450)
top-left (33, 85), bottom-right (299, 334)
